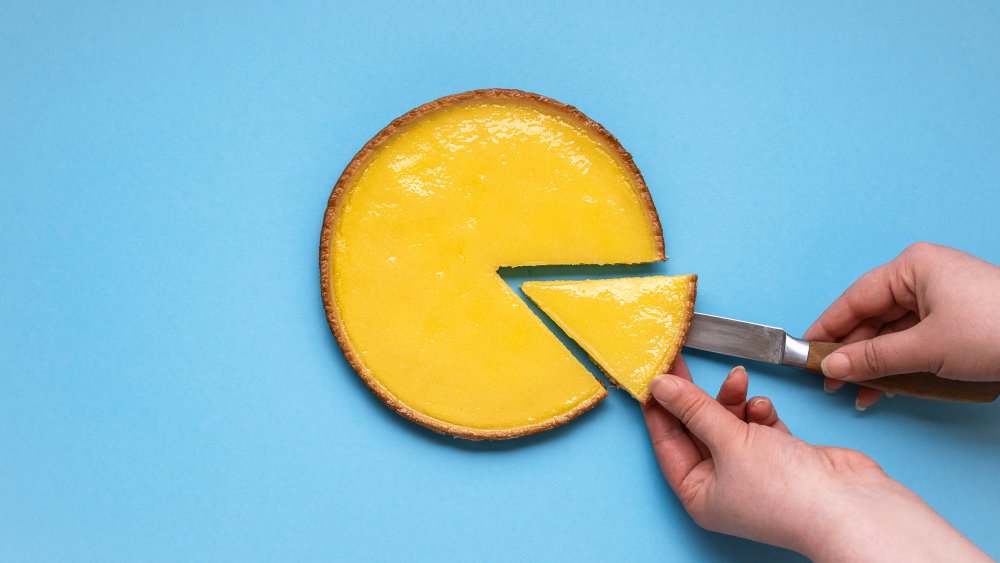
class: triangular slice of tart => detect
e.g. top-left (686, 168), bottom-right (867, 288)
top-left (522, 275), bottom-right (697, 404)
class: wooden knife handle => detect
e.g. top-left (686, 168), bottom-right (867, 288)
top-left (806, 341), bottom-right (1000, 403)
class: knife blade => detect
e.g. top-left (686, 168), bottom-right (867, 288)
top-left (683, 312), bottom-right (1000, 403)
top-left (685, 313), bottom-right (809, 369)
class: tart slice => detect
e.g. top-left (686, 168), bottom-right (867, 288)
top-left (321, 89), bottom-right (665, 439)
top-left (522, 275), bottom-right (697, 404)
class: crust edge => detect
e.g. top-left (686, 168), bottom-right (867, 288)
top-left (636, 274), bottom-right (698, 405)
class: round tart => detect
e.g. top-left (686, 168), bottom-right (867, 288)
top-left (320, 89), bottom-right (665, 439)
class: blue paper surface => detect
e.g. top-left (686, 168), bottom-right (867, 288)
top-left (3, 2), bottom-right (999, 561)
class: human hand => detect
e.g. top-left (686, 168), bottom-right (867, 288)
top-left (642, 358), bottom-right (988, 561)
top-left (804, 242), bottom-right (1000, 409)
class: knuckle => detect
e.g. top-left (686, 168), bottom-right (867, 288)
top-left (859, 339), bottom-right (887, 375)
top-left (677, 484), bottom-right (714, 530)
top-left (689, 511), bottom-right (714, 532)
top-left (676, 479), bottom-right (700, 507)
top-left (827, 447), bottom-right (885, 474)
top-left (676, 394), bottom-right (710, 427)
top-left (650, 426), bottom-right (686, 453)
top-left (902, 241), bottom-right (937, 260)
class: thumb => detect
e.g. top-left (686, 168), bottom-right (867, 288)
top-left (648, 375), bottom-right (742, 450)
top-left (821, 327), bottom-right (935, 381)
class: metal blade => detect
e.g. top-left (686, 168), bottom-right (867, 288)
top-left (685, 313), bottom-right (787, 365)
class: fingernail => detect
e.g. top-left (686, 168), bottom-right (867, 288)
top-left (885, 392), bottom-right (896, 398)
top-left (649, 375), bottom-right (680, 397)
top-left (821, 353), bottom-right (851, 380)
top-left (750, 397), bottom-right (767, 409)
top-left (855, 398), bottom-right (868, 412)
top-left (823, 379), bottom-right (844, 394)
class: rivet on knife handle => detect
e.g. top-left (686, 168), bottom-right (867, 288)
top-left (805, 341), bottom-right (1000, 403)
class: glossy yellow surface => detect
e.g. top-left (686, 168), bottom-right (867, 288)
top-left (329, 98), bottom-right (662, 434)
top-left (522, 275), bottom-right (696, 403)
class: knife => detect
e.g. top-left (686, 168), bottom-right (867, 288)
top-left (684, 312), bottom-right (1000, 403)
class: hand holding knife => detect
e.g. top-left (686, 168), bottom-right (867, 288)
top-left (684, 312), bottom-right (1000, 403)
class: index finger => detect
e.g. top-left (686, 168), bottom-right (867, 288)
top-left (642, 400), bottom-right (703, 493)
top-left (649, 374), bottom-right (743, 450)
top-left (663, 355), bottom-right (711, 459)
top-left (643, 355), bottom-right (703, 492)
top-left (803, 258), bottom-right (916, 342)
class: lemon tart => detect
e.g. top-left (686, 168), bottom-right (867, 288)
top-left (320, 89), bottom-right (665, 439)
top-left (522, 275), bottom-right (696, 404)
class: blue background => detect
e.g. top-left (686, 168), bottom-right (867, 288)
top-left (3, 1), bottom-right (999, 561)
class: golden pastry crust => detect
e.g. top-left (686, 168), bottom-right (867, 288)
top-left (319, 89), bottom-right (664, 439)
top-left (635, 274), bottom-right (697, 405)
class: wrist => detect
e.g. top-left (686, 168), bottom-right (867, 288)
top-left (801, 478), bottom-right (987, 563)
top-left (793, 473), bottom-right (892, 560)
